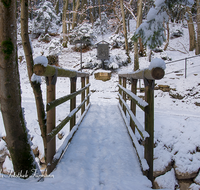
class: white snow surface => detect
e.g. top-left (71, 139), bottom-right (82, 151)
top-left (33, 56), bottom-right (48, 67)
top-left (149, 58), bottom-right (166, 70)
top-left (0, 20), bottom-right (200, 189)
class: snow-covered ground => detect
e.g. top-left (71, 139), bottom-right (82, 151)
top-left (0, 21), bottom-right (200, 189)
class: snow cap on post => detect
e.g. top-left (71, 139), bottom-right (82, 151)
top-left (149, 58), bottom-right (166, 70)
top-left (34, 56), bottom-right (48, 67)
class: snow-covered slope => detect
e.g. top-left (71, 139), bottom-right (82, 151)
top-left (0, 21), bottom-right (199, 189)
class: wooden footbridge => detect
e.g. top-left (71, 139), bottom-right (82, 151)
top-left (33, 58), bottom-right (165, 186)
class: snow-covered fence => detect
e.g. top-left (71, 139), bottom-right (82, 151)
top-left (33, 57), bottom-right (90, 175)
top-left (118, 59), bottom-right (165, 183)
top-left (166, 54), bottom-right (200, 78)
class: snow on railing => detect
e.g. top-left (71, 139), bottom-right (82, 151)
top-left (118, 58), bottom-right (165, 183)
top-left (33, 56), bottom-right (90, 175)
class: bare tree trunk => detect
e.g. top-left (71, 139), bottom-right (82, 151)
top-left (120, 0), bottom-right (131, 63)
top-left (80, 0), bottom-right (87, 23)
top-left (55, 0), bottom-right (59, 15)
top-left (186, 6), bottom-right (196, 51)
top-left (134, 0), bottom-right (142, 71)
top-left (62, 0), bottom-right (69, 47)
top-left (98, 0), bottom-right (101, 20)
top-left (72, 0), bottom-right (80, 29)
top-left (164, 22), bottom-right (169, 51)
top-left (0, 0), bottom-right (37, 177)
top-left (196, 0), bottom-right (200, 54)
top-left (89, 2), bottom-right (94, 26)
top-left (21, 0), bottom-right (47, 163)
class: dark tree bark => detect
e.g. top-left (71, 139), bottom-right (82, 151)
top-left (21, 0), bottom-right (47, 163)
top-left (0, 0), bottom-right (37, 177)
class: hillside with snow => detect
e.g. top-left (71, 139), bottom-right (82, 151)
top-left (0, 19), bottom-right (200, 189)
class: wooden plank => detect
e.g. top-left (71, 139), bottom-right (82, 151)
top-left (118, 104), bottom-right (149, 173)
top-left (118, 94), bottom-right (149, 140)
top-left (47, 94), bottom-right (91, 143)
top-left (46, 84), bottom-right (90, 111)
top-left (118, 84), bottom-right (148, 111)
top-left (49, 103), bottom-right (91, 174)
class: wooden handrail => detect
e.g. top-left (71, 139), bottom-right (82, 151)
top-left (33, 60), bottom-right (90, 175)
top-left (119, 67), bottom-right (165, 80)
top-left (118, 64), bottom-right (165, 183)
top-left (33, 64), bottom-right (89, 78)
top-left (118, 84), bottom-right (148, 111)
top-left (46, 84), bottom-right (90, 111)
top-left (47, 93), bottom-right (91, 143)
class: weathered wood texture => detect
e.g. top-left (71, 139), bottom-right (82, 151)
top-left (144, 80), bottom-right (154, 183)
top-left (81, 77), bottom-right (85, 114)
top-left (119, 67), bottom-right (165, 80)
top-left (70, 77), bottom-right (77, 131)
top-left (46, 71), bottom-right (56, 175)
top-left (46, 84), bottom-right (90, 111)
top-left (122, 77), bottom-right (126, 114)
top-left (33, 64), bottom-right (89, 78)
top-left (130, 79), bottom-right (137, 133)
top-left (118, 66), bottom-right (165, 183)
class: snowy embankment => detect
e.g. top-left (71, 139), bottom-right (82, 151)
top-left (0, 21), bottom-right (199, 189)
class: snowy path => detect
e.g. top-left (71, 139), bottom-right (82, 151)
top-left (49, 104), bottom-right (152, 190)
top-left (0, 103), bottom-right (153, 190)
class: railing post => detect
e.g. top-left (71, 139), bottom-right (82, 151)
top-left (81, 77), bottom-right (85, 114)
top-left (123, 77), bottom-right (126, 115)
top-left (70, 77), bottom-right (77, 131)
top-left (46, 55), bottom-right (58, 175)
top-left (86, 76), bottom-right (90, 106)
top-left (119, 76), bottom-right (122, 106)
top-left (144, 79), bottom-right (154, 183)
top-left (130, 79), bottom-right (137, 133)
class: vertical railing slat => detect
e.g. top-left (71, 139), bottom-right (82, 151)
top-left (70, 77), bottom-right (77, 131)
top-left (122, 77), bottom-right (126, 115)
top-left (130, 79), bottom-right (137, 133)
top-left (81, 77), bottom-right (85, 114)
top-left (144, 79), bottom-right (154, 183)
top-left (86, 76), bottom-right (90, 106)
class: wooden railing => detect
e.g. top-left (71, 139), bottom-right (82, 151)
top-left (34, 61), bottom-right (90, 175)
top-left (118, 66), bottom-right (165, 183)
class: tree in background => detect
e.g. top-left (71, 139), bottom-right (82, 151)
top-left (134, 0), bottom-right (195, 50)
top-left (196, 0), bottom-right (200, 54)
top-left (0, 0), bottom-right (38, 177)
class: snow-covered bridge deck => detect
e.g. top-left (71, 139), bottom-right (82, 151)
top-left (51, 104), bottom-right (152, 189)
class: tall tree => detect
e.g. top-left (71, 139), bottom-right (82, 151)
top-left (21, 0), bottom-right (47, 163)
top-left (120, 0), bottom-right (131, 63)
top-left (196, 0), bottom-right (200, 54)
top-left (134, 0), bottom-right (142, 71)
top-left (186, 6), bottom-right (196, 51)
top-left (0, 0), bottom-right (37, 177)
top-left (72, 0), bottom-right (80, 29)
top-left (62, 0), bottom-right (69, 47)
